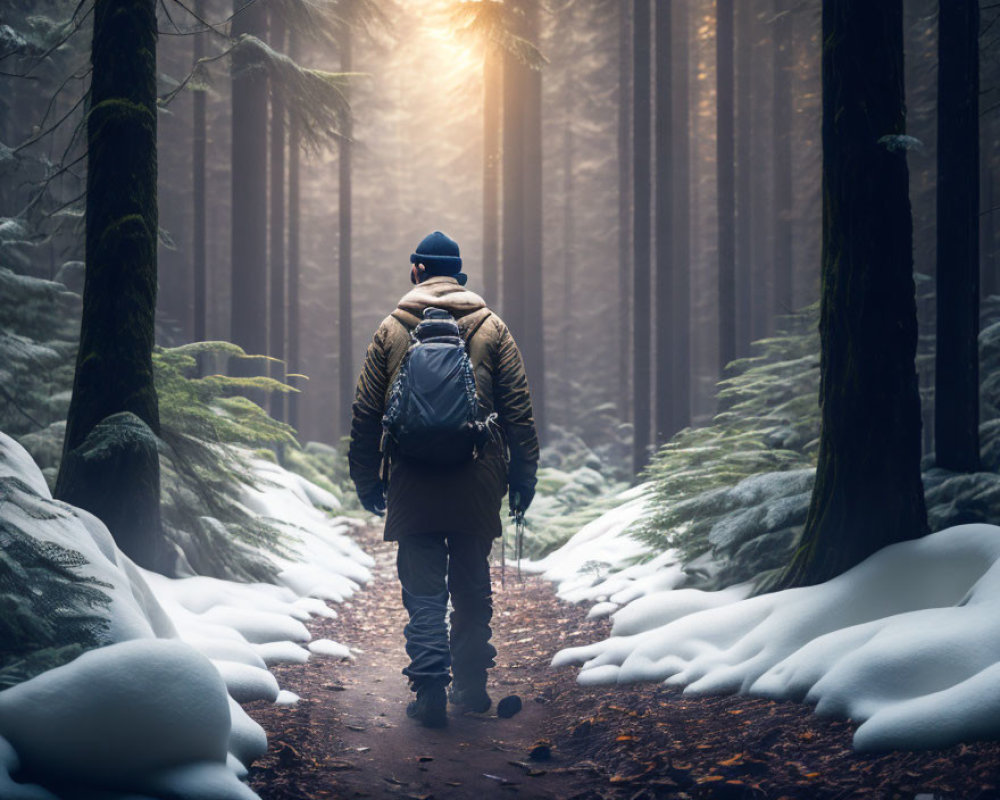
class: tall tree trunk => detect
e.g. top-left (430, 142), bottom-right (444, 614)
top-left (749, 2), bottom-right (771, 341)
top-left (502, 14), bottom-right (526, 347)
top-left (522, 0), bottom-right (545, 440)
top-left (269, 10), bottom-right (287, 422)
top-left (618, 1), bottom-right (632, 422)
top-left (561, 117), bottom-right (574, 427)
top-left (192, 0), bottom-right (207, 357)
top-left (654, 0), bottom-right (674, 444)
top-left (483, 47), bottom-right (501, 308)
top-left (735, 0), bottom-right (753, 355)
top-left (672, 0), bottom-right (691, 431)
top-left (287, 31), bottom-right (302, 431)
top-left (779, 0), bottom-right (928, 590)
top-left (717, 0), bottom-right (736, 375)
top-left (56, 0), bottom-right (165, 570)
top-left (632, 0), bottom-right (652, 473)
top-left (983, 147), bottom-right (998, 299)
top-left (230, 0), bottom-right (269, 389)
top-left (934, 0), bottom-right (979, 472)
top-left (772, 0), bottom-right (793, 320)
top-left (338, 24), bottom-right (354, 437)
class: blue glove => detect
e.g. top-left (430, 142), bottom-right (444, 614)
top-left (359, 482), bottom-right (386, 517)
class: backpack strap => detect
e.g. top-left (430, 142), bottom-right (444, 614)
top-left (459, 308), bottom-right (492, 348)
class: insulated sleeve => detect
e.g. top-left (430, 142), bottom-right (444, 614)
top-left (493, 322), bottom-right (540, 491)
top-left (348, 322), bottom-right (391, 499)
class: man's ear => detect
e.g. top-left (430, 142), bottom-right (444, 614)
top-left (410, 264), bottom-right (418, 284)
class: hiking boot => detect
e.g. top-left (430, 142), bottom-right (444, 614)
top-left (449, 682), bottom-right (491, 714)
top-left (406, 683), bottom-right (447, 728)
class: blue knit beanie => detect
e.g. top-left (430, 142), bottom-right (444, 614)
top-left (410, 231), bottom-right (467, 286)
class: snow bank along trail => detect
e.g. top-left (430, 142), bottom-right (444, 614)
top-left (0, 433), bottom-right (373, 799)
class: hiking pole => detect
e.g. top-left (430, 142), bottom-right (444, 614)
top-left (515, 508), bottom-right (525, 582)
top-left (500, 521), bottom-right (507, 589)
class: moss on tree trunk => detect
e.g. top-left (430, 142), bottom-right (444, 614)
top-left (54, 0), bottom-right (165, 571)
top-left (778, 0), bottom-right (928, 589)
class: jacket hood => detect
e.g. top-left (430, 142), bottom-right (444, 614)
top-left (397, 276), bottom-right (487, 318)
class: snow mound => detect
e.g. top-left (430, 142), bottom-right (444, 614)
top-left (553, 524), bottom-right (1000, 751)
top-left (309, 639), bottom-right (353, 659)
top-left (0, 639), bottom-right (230, 788)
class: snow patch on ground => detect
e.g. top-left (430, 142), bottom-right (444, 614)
top-left (551, 523), bottom-right (1000, 751)
top-left (0, 433), bottom-right (372, 798)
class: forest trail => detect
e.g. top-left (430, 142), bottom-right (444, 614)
top-left (246, 525), bottom-right (604, 800)
top-left (245, 525), bottom-right (1000, 800)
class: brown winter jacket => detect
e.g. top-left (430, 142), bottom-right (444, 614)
top-left (348, 276), bottom-right (539, 541)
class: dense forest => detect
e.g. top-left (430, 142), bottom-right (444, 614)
top-left (3, 0), bottom-right (1000, 798)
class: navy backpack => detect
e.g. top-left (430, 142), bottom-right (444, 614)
top-left (382, 307), bottom-right (496, 467)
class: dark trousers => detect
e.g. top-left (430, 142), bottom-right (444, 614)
top-left (396, 532), bottom-right (496, 690)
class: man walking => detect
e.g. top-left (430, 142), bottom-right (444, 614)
top-left (348, 231), bottom-right (539, 728)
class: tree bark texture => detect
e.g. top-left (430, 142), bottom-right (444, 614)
top-left (230, 0), bottom-right (269, 385)
top-left (654, 0), bottom-right (675, 445)
top-left (338, 25), bottom-right (354, 437)
top-left (501, 40), bottom-right (525, 335)
top-left (780, 0), bottom-right (928, 589)
top-left (934, 0), bottom-right (979, 472)
top-left (632, 0), bottom-right (652, 473)
top-left (56, 0), bottom-right (165, 570)
top-left (717, 0), bottom-right (736, 376)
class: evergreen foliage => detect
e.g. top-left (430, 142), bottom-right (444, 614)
top-left (153, 341), bottom-right (300, 579)
top-left (0, 475), bottom-right (111, 689)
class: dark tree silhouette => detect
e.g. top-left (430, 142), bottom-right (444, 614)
top-left (483, 38), bottom-right (501, 308)
top-left (772, 0), bottom-right (793, 320)
top-left (287, 29), bottom-right (302, 431)
top-left (735, 0), bottom-right (753, 356)
top-left (56, 0), bottom-right (165, 570)
top-left (654, 0), bottom-right (674, 444)
top-left (230, 0), bottom-right (269, 386)
top-left (192, 0), bottom-right (207, 353)
top-left (779, 0), bottom-right (928, 589)
top-left (672, 0), bottom-right (691, 432)
top-left (338, 20), bottom-right (354, 437)
top-left (632, 0), bottom-right (652, 473)
top-left (617, 0), bottom-right (632, 421)
top-left (269, 8), bottom-right (287, 422)
top-left (717, 0), bottom-right (736, 375)
top-left (935, 0), bottom-right (980, 472)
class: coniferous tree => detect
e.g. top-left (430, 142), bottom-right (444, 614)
top-left (779, 0), bottom-right (928, 589)
top-left (672, 0), bottom-right (691, 432)
top-left (192, 0), bottom-right (207, 354)
top-left (632, 0), bottom-right (652, 472)
top-left (230, 0), bottom-right (269, 386)
top-left (717, 0), bottom-right (736, 375)
top-left (735, 0), bottom-right (753, 356)
top-left (654, 0), bottom-right (675, 444)
top-left (772, 0), bottom-right (793, 319)
top-left (935, 0), bottom-right (979, 472)
top-left (269, 8), bottom-right (287, 423)
top-left (287, 29), bottom-right (302, 431)
top-left (56, 0), bottom-right (165, 571)
top-left (618, 0), bottom-right (632, 421)
top-left (337, 18), bottom-right (354, 437)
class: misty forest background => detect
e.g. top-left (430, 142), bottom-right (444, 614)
top-left (2, 0), bottom-right (1000, 606)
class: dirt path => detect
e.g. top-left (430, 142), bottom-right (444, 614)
top-left (246, 527), bottom-right (603, 800)
top-left (247, 526), bottom-right (1000, 800)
